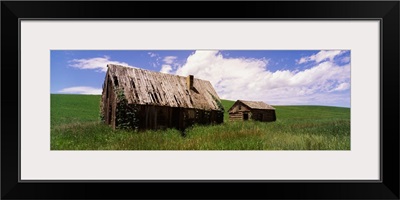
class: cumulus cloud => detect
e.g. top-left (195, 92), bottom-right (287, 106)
top-left (332, 82), bottom-right (350, 92)
top-left (160, 64), bottom-right (173, 74)
top-left (159, 56), bottom-right (181, 73)
top-left (297, 50), bottom-right (345, 64)
top-left (175, 50), bottom-right (350, 106)
top-left (69, 56), bottom-right (134, 72)
top-left (148, 52), bottom-right (157, 57)
top-left (163, 56), bottom-right (178, 64)
top-left (58, 86), bottom-right (102, 95)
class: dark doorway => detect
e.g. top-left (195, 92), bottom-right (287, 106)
top-left (172, 108), bottom-right (181, 129)
top-left (243, 113), bottom-right (249, 120)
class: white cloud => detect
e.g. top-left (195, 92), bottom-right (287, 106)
top-left (175, 50), bottom-right (350, 106)
top-left (332, 82), bottom-right (350, 91)
top-left (297, 50), bottom-right (345, 64)
top-left (58, 86), bottom-right (102, 95)
top-left (341, 56), bottom-right (351, 63)
top-left (69, 56), bottom-right (134, 72)
top-left (159, 56), bottom-right (181, 73)
top-left (163, 56), bottom-right (178, 64)
top-left (160, 64), bottom-right (173, 74)
top-left (148, 52), bottom-right (157, 57)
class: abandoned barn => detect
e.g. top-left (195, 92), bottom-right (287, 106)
top-left (100, 64), bottom-right (224, 130)
top-left (228, 100), bottom-right (276, 122)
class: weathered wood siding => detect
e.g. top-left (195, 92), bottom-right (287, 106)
top-left (229, 112), bottom-right (245, 121)
top-left (229, 110), bottom-right (276, 122)
top-left (101, 65), bottom-right (224, 131)
top-left (107, 64), bottom-right (221, 110)
top-left (228, 100), bottom-right (276, 122)
top-left (132, 105), bottom-right (223, 130)
top-left (250, 109), bottom-right (276, 122)
top-left (229, 102), bottom-right (250, 113)
top-left (101, 73), bottom-right (117, 129)
top-left (228, 102), bottom-right (251, 121)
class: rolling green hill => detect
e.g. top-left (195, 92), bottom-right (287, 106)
top-left (51, 94), bottom-right (350, 150)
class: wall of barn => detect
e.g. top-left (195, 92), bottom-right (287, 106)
top-left (100, 74), bottom-right (108, 124)
top-left (229, 109), bottom-right (276, 122)
top-left (101, 70), bottom-right (224, 131)
top-left (229, 111), bottom-right (252, 121)
top-left (117, 104), bottom-right (223, 131)
top-left (229, 113), bottom-right (242, 121)
top-left (229, 102), bottom-right (250, 113)
top-left (101, 73), bottom-right (117, 129)
top-left (250, 109), bottom-right (276, 122)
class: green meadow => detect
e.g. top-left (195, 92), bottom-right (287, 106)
top-left (51, 94), bottom-right (350, 150)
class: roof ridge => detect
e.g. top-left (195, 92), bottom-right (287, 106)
top-left (237, 100), bottom-right (275, 110)
top-left (239, 99), bottom-right (267, 103)
top-left (107, 64), bottom-right (210, 82)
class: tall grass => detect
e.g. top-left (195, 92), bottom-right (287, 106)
top-left (51, 94), bottom-right (350, 150)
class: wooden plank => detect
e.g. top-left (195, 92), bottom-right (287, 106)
top-left (169, 107), bottom-right (172, 127)
top-left (154, 106), bottom-right (157, 129)
top-left (106, 64), bottom-right (223, 112)
top-left (111, 91), bottom-right (116, 130)
top-left (145, 106), bottom-right (149, 129)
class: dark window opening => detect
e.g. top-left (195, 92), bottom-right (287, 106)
top-left (135, 92), bottom-right (140, 100)
top-left (149, 93), bottom-right (156, 102)
top-left (153, 93), bottom-right (160, 103)
top-left (113, 76), bottom-right (119, 87)
top-left (239, 105), bottom-right (241, 110)
top-left (130, 79), bottom-right (136, 89)
top-left (243, 113), bottom-right (249, 120)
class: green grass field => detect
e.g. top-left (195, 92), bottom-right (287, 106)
top-left (51, 94), bottom-right (350, 150)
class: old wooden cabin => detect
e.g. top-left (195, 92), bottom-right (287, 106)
top-left (228, 100), bottom-right (276, 122)
top-left (101, 64), bottom-right (224, 131)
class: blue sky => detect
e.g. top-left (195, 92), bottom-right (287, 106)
top-left (51, 50), bottom-right (351, 107)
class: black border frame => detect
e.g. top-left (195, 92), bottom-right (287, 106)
top-left (2, 1), bottom-right (399, 199)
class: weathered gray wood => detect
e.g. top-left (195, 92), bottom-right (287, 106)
top-left (228, 100), bottom-right (276, 122)
top-left (101, 64), bottom-right (225, 130)
top-left (154, 106), bottom-right (157, 129)
top-left (106, 64), bottom-right (221, 110)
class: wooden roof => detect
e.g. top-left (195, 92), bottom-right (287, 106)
top-left (239, 100), bottom-right (275, 110)
top-left (105, 64), bottom-right (222, 111)
top-left (228, 100), bottom-right (275, 112)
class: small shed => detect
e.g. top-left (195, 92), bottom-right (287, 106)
top-left (100, 64), bottom-right (224, 131)
top-left (228, 100), bottom-right (276, 122)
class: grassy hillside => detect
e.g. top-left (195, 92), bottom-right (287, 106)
top-left (221, 99), bottom-right (235, 121)
top-left (51, 94), bottom-right (350, 150)
top-left (51, 94), bottom-right (101, 126)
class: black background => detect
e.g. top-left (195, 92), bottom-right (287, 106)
top-left (1, 1), bottom-right (399, 199)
